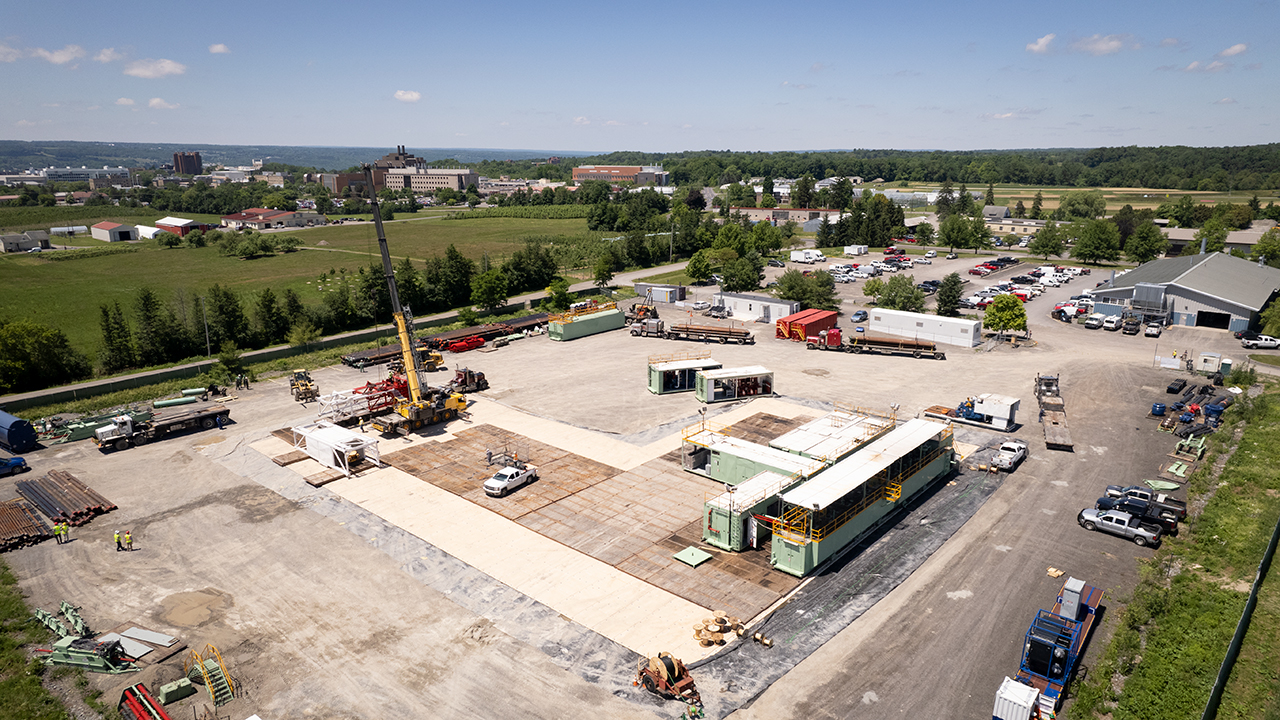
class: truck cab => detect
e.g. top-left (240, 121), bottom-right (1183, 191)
top-left (93, 416), bottom-right (135, 448)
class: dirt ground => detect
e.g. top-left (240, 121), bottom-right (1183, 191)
top-left (2, 268), bottom-right (1270, 719)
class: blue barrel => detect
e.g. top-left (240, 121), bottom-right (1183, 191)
top-left (1180, 412), bottom-right (1195, 423)
top-left (0, 409), bottom-right (38, 453)
top-left (1205, 404), bottom-right (1225, 418)
top-left (1151, 403), bottom-right (1166, 416)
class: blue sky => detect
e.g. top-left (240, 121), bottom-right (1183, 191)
top-left (2, 0), bottom-right (1274, 153)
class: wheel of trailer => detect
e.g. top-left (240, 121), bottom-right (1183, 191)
top-left (1082, 520), bottom-right (1096, 531)
top-left (134, 434), bottom-right (149, 445)
top-left (642, 675), bottom-right (656, 693)
top-left (1133, 535), bottom-right (1147, 547)
top-left (201, 418), bottom-right (215, 429)
top-left (913, 350), bottom-right (922, 359)
top-left (666, 333), bottom-right (676, 340)
top-left (851, 345), bottom-right (863, 354)
top-left (937, 353), bottom-right (946, 360)
top-left (739, 338), bottom-right (747, 344)
top-left (718, 337), bottom-right (727, 344)
top-left (115, 439), bottom-right (129, 451)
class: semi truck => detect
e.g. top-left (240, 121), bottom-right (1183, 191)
top-left (994, 577), bottom-right (1102, 720)
top-left (805, 327), bottom-right (946, 359)
top-left (92, 406), bottom-right (231, 451)
top-left (629, 319), bottom-right (754, 344)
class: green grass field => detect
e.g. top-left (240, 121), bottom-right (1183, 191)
top-left (0, 216), bottom-right (592, 353)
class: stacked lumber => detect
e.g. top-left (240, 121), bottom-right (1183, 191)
top-left (16, 470), bottom-right (116, 526)
top-left (0, 498), bottom-right (52, 551)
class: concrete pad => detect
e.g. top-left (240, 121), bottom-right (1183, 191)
top-left (324, 465), bottom-right (715, 661)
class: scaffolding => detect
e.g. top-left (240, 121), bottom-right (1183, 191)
top-left (292, 421), bottom-right (382, 477)
top-left (548, 301), bottom-right (618, 324)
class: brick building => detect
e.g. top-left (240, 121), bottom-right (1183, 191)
top-left (173, 152), bottom-right (203, 175)
top-left (572, 165), bottom-right (669, 186)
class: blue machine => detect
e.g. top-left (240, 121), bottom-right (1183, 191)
top-left (1009, 577), bottom-right (1102, 718)
top-left (956, 398), bottom-right (984, 421)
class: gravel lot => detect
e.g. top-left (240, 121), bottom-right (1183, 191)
top-left (2, 261), bottom-right (1269, 719)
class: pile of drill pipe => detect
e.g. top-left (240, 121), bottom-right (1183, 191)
top-left (0, 498), bottom-right (52, 551)
top-left (16, 470), bottom-right (116, 526)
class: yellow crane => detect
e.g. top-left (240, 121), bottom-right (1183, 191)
top-left (360, 165), bottom-right (466, 435)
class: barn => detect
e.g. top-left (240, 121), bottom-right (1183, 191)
top-left (90, 221), bottom-right (135, 242)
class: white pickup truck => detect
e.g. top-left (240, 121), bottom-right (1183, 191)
top-left (484, 462), bottom-right (539, 497)
top-left (992, 441), bottom-right (1028, 470)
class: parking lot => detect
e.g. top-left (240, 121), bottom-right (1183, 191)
top-left (2, 268), bottom-right (1269, 719)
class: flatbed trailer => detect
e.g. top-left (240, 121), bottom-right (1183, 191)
top-left (1035, 374), bottom-right (1074, 450)
top-left (93, 405), bottom-right (231, 451)
top-left (1006, 577), bottom-right (1102, 719)
top-left (631, 319), bottom-right (754, 344)
top-left (807, 328), bottom-right (945, 359)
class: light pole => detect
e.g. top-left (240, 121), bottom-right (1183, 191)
top-left (199, 296), bottom-right (211, 357)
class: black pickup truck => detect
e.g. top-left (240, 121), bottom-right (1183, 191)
top-left (1095, 496), bottom-right (1179, 535)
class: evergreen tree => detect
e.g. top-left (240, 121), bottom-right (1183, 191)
top-left (133, 288), bottom-right (168, 366)
top-left (1013, 200), bottom-right (1026, 218)
top-left (1031, 190), bottom-right (1044, 220)
top-left (985, 183), bottom-right (995, 207)
top-left (935, 181), bottom-right (955, 219)
top-left (282, 288), bottom-right (306, 325)
top-left (254, 288), bottom-right (288, 345)
top-left (98, 301), bottom-right (136, 372)
top-left (441, 245), bottom-right (477, 307)
top-left (205, 284), bottom-right (250, 348)
top-left (934, 272), bottom-right (964, 317)
top-left (816, 215), bottom-right (835, 247)
top-left (955, 184), bottom-right (974, 215)
top-left (793, 174), bottom-right (816, 209)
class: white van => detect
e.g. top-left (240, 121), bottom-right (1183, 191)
top-left (1102, 315), bottom-right (1122, 331)
top-left (1084, 313), bottom-right (1106, 329)
top-left (1039, 276), bottom-right (1060, 287)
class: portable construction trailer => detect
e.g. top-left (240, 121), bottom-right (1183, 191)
top-left (704, 470), bottom-right (807, 551)
top-left (682, 426), bottom-right (825, 485)
top-left (868, 308), bottom-right (982, 348)
top-left (776, 308), bottom-right (837, 342)
top-left (548, 307), bottom-right (626, 341)
top-left (695, 366), bottom-right (773, 403)
top-left (770, 418), bottom-right (954, 576)
top-left (647, 352), bottom-right (722, 394)
top-left (291, 421), bottom-right (382, 477)
top-left (769, 405), bottom-right (897, 462)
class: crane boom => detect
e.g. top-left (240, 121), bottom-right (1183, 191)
top-left (363, 164), bottom-right (423, 404)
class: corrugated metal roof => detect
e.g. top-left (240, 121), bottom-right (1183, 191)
top-left (699, 365), bottom-right (771, 380)
top-left (685, 431), bottom-right (825, 477)
top-left (1098, 253), bottom-right (1280, 312)
top-left (780, 418), bottom-right (946, 511)
top-left (650, 358), bottom-right (721, 372)
top-left (769, 409), bottom-right (894, 460)
top-left (706, 470), bottom-right (795, 510)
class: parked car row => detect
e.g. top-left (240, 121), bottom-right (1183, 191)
top-left (1078, 484), bottom-right (1186, 547)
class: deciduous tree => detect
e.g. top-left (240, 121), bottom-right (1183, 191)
top-left (470, 269), bottom-right (509, 312)
top-left (774, 270), bottom-right (841, 311)
top-left (875, 274), bottom-right (926, 312)
top-left (1126, 222), bottom-right (1169, 264)
top-left (983, 294), bottom-right (1028, 336)
top-left (1028, 221), bottom-right (1066, 259)
top-left (1070, 219), bottom-right (1122, 264)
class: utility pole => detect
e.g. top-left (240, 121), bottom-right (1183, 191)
top-left (199, 296), bottom-right (211, 357)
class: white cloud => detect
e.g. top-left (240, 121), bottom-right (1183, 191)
top-left (810, 62), bottom-right (826, 72)
top-left (1219, 43), bottom-right (1247, 57)
top-left (208, 43), bottom-right (231, 54)
top-left (1160, 37), bottom-right (1186, 48)
top-left (1184, 61), bottom-right (1200, 71)
top-left (94, 48), bottom-right (124, 63)
top-left (781, 81), bottom-right (814, 89)
top-left (604, 120), bottom-right (624, 126)
top-left (1215, 97), bottom-right (1237, 104)
top-left (1025, 33), bottom-right (1055, 54)
top-left (1205, 60), bottom-right (1230, 73)
top-left (0, 44), bottom-right (20, 62)
top-left (31, 45), bottom-right (85, 65)
top-left (573, 116), bottom-right (590, 125)
top-left (124, 58), bottom-right (186, 78)
top-left (148, 97), bottom-right (179, 110)
top-left (393, 90), bottom-right (421, 102)
top-left (115, 97), bottom-right (135, 106)
top-left (1071, 34), bottom-right (1125, 56)
top-left (15, 119), bottom-right (35, 127)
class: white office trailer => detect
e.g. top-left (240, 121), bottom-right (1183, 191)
top-left (843, 245), bottom-right (868, 256)
top-left (868, 308), bottom-right (982, 348)
top-left (714, 292), bottom-right (799, 324)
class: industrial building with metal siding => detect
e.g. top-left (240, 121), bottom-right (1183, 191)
top-left (701, 407), bottom-right (897, 554)
top-left (1090, 253), bottom-right (1280, 332)
top-left (770, 418), bottom-right (954, 576)
top-left (547, 304), bottom-right (626, 341)
top-left (647, 352), bottom-right (721, 394)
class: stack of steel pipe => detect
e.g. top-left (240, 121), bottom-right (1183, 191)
top-left (16, 470), bottom-right (116, 526)
top-left (0, 498), bottom-right (52, 551)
